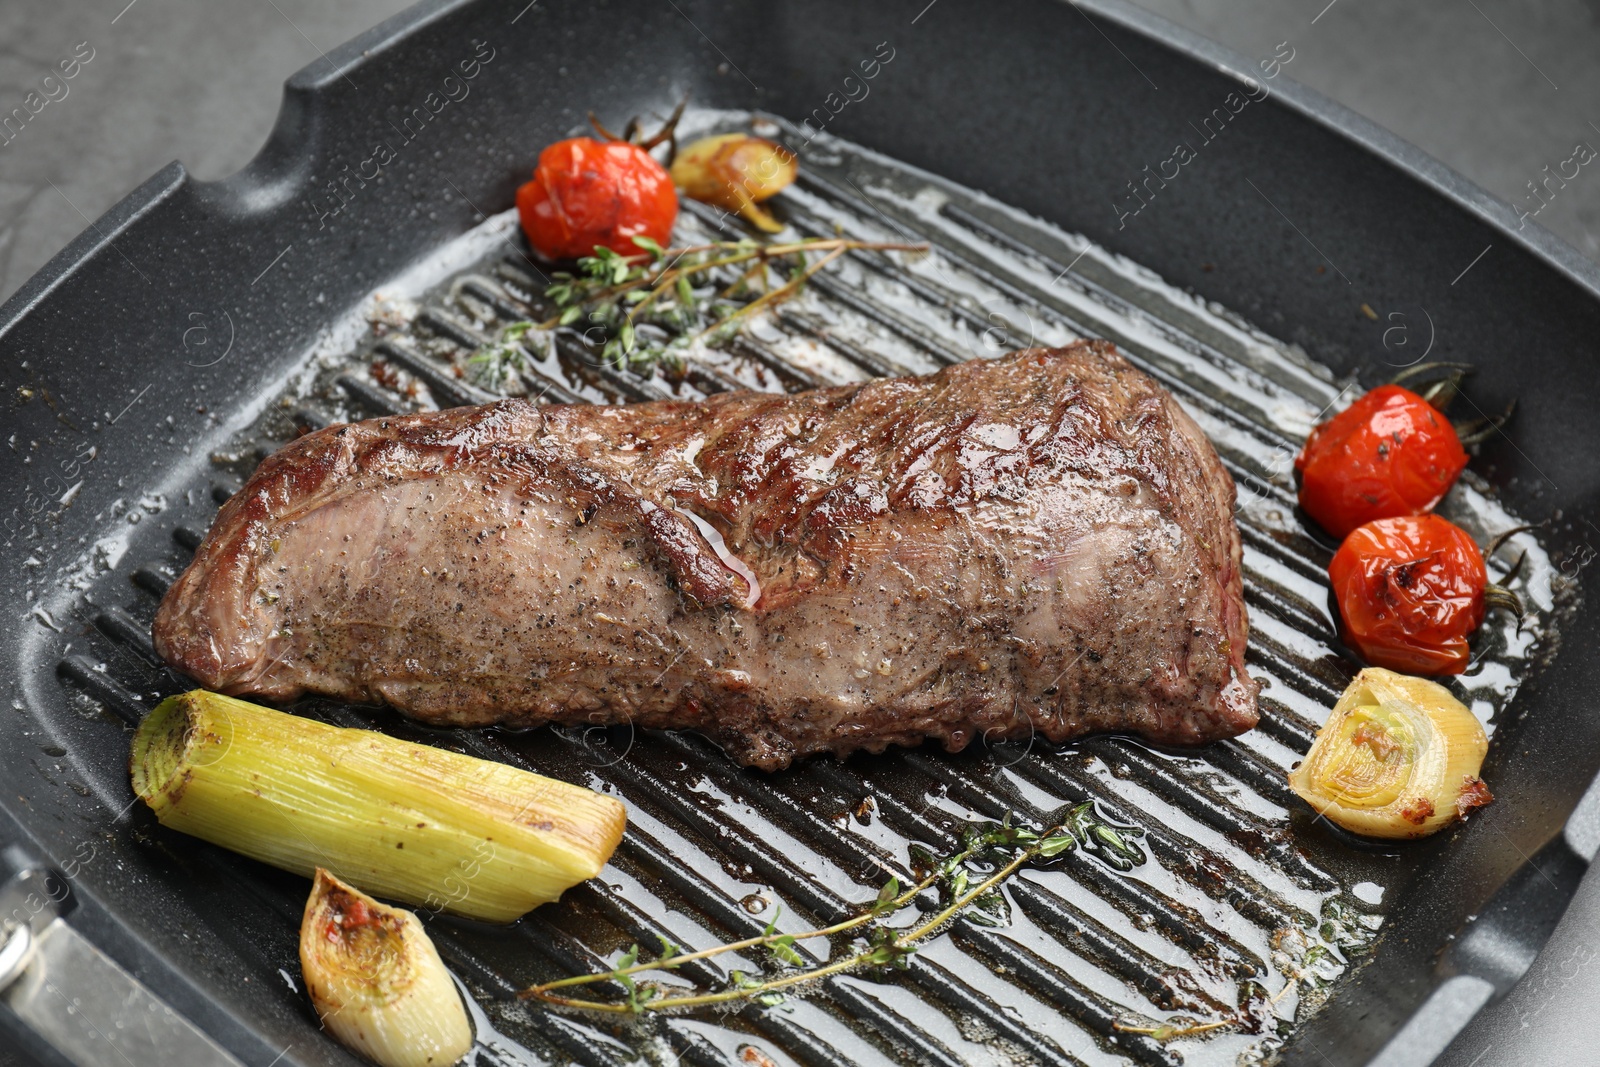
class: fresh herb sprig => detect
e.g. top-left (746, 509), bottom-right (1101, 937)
top-left (489, 235), bottom-right (924, 379)
top-left (1114, 894), bottom-right (1382, 1044)
top-left (466, 320), bottom-right (538, 391)
top-left (521, 804), bottom-right (1144, 1015)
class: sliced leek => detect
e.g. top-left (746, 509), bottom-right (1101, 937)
top-left (131, 690), bottom-right (626, 922)
top-left (671, 133), bottom-right (798, 232)
top-left (1289, 668), bottom-right (1492, 839)
top-left (301, 869), bottom-right (471, 1067)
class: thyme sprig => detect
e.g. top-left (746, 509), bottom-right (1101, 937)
top-left (501, 235), bottom-right (924, 377)
top-left (1113, 895), bottom-right (1383, 1044)
top-left (466, 320), bottom-right (538, 391)
top-left (521, 804), bottom-right (1145, 1015)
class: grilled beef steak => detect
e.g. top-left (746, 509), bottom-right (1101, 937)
top-left (154, 342), bottom-right (1257, 768)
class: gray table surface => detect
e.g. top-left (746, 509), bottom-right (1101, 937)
top-left (1, 3), bottom-right (1596, 1066)
top-left (3, 0), bottom-right (1599, 309)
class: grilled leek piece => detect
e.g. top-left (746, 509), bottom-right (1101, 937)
top-left (131, 690), bottom-right (625, 922)
top-left (301, 869), bottom-right (471, 1067)
top-left (671, 133), bottom-right (797, 232)
top-left (1289, 668), bottom-right (1492, 839)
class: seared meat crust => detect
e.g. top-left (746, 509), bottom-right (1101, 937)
top-left (154, 342), bottom-right (1257, 768)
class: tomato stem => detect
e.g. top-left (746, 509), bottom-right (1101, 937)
top-left (588, 94), bottom-right (689, 155)
top-left (1390, 361), bottom-right (1473, 412)
top-left (1482, 583), bottom-right (1524, 620)
top-left (1454, 399), bottom-right (1517, 446)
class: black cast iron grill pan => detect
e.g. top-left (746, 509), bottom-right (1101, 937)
top-left (4, 3), bottom-right (1600, 1066)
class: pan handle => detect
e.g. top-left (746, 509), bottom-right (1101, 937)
top-left (1401, 770), bottom-right (1600, 1067)
top-left (0, 845), bottom-right (245, 1067)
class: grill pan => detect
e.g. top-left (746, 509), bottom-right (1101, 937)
top-left (4, 2), bottom-right (1600, 1066)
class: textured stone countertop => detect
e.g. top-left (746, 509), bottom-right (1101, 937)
top-left (2, 0), bottom-right (1596, 300)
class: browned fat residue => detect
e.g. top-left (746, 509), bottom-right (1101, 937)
top-left (1351, 721), bottom-right (1400, 761)
top-left (1400, 797), bottom-right (1435, 825)
top-left (323, 885), bottom-right (403, 945)
top-left (371, 358), bottom-right (420, 399)
top-left (1457, 776), bottom-right (1495, 819)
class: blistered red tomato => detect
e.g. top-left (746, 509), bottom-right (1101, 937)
top-left (1329, 514), bottom-right (1486, 675)
top-left (1295, 385), bottom-right (1468, 539)
top-left (516, 137), bottom-right (677, 260)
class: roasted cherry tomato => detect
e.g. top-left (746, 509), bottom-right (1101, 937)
top-left (516, 137), bottom-right (677, 260)
top-left (1295, 385), bottom-right (1468, 539)
top-left (1329, 514), bottom-right (1486, 676)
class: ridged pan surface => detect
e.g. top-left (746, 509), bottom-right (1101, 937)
top-left (52, 111), bottom-right (1558, 1067)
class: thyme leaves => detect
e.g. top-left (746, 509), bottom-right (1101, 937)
top-left (465, 320), bottom-right (538, 392)
top-left (470, 235), bottom-right (925, 385)
top-left (522, 804), bottom-right (1144, 1016)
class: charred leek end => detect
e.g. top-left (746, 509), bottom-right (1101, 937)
top-left (670, 133), bottom-right (797, 233)
top-left (1289, 668), bottom-right (1491, 839)
top-left (301, 869), bottom-right (471, 1067)
top-left (131, 691), bottom-right (626, 922)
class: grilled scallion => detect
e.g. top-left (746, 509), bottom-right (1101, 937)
top-left (130, 690), bottom-right (626, 922)
top-left (1289, 668), bottom-right (1491, 838)
top-left (300, 868), bottom-right (471, 1067)
top-left (671, 134), bottom-right (798, 232)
